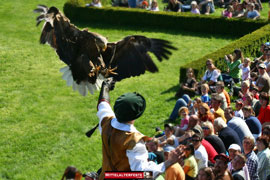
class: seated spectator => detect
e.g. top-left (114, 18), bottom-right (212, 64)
top-left (86, 0), bottom-right (102, 7)
top-left (159, 123), bottom-right (179, 149)
top-left (262, 125), bottom-right (270, 139)
top-left (258, 92), bottom-right (270, 127)
top-left (256, 135), bottom-right (270, 180)
top-left (175, 107), bottom-right (190, 134)
top-left (256, 63), bottom-right (270, 94)
top-left (112, 0), bottom-right (129, 7)
top-left (128, 0), bottom-right (137, 7)
top-left (198, 103), bottom-right (215, 124)
top-left (164, 147), bottom-right (186, 180)
top-left (242, 136), bottom-right (259, 180)
top-left (231, 154), bottom-right (247, 180)
top-left (234, 80), bottom-right (250, 101)
top-left (238, 58), bottom-right (251, 81)
top-left (243, 92), bottom-right (261, 116)
top-left (242, 106), bottom-right (262, 140)
top-left (146, 138), bottom-right (165, 164)
top-left (183, 143), bottom-right (198, 179)
top-left (165, 0), bottom-right (182, 12)
top-left (199, 0), bottom-right (215, 15)
top-left (191, 133), bottom-right (208, 169)
top-left (246, 3), bottom-right (260, 19)
top-left (197, 59), bottom-right (222, 93)
top-left (191, 1), bottom-right (200, 14)
top-left (175, 68), bottom-right (197, 98)
top-left (267, 63), bottom-right (270, 77)
top-left (201, 83), bottom-right (211, 105)
top-left (213, 154), bottom-right (232, 180)
top-left (234, 99), bottom-right (244, 119)
top-left (202, 121), bottom-right (226, 154)
top-left (214, 117), bottom-right (242, 150)
top-left (168, 94), bottom-right (190, 121)
top-left (233, 4), bottom-right (245, 18)
top-left (150, 0), bottom-right (159, 11)
top-left (223, 49), bottom-right (243, 87)
top-left (197, 167), bottom-right (215, 180)
top-left (210, 94), bottom-right (226, 122)
top-left (225, 107), bottom-right (253, 143)
top-left (250, 72), bottom-right (258, 89)
top-left (215, 81), bottom-right (227, 111)
top-left (222, 5), bottom-right (233, 18)
top-left (140, 0), bottom-right (149, 9)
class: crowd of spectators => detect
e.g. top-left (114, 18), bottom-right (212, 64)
top-left (144, 43), bottom-right (270, 179)
top-left (107, 0), bottom-right (265, 17)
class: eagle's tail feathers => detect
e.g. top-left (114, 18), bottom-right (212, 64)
top-left (60, 66), bottom-right (105, 96)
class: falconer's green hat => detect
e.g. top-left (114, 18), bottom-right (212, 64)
top-left (114, 92), bottom-right (146, 123)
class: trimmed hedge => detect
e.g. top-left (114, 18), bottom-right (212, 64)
top-left (180, 24), bottom-right (270, 82)
top-left (64, 2), bottom-right (267, 36)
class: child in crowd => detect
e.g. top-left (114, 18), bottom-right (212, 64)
top-left (191, 1), bottom-right (200, 14)
top-left (86, 0), bottom-right (102, 7)
top-left (150, 0), bottom-right (159, 11)
top-left (222, 5), bottom-right (233, 18)
top-left (215, 81), bottom-right (227, 110)
top-left (234, 99), bottom-right (244, 119)
top-left (238, 57), bottom-right (251, 81)
top-left (178, 107), bottom-right (190, 131)
top-left (140, 0), bottom-right (149, 9)
top-left (188, 97), bottom-right (202, 115)
top-left (250, 72), bottom-right (258, 87)
top-left (201, 83), bottom-right (211, 105)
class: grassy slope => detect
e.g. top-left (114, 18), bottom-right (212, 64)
top-left (0, 0), bottom-right (235, 179)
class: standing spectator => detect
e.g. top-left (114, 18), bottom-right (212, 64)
top-left (256, 136), bottom-right (270, 180)
top-left (256, 63), bottom-right (270, 94)
top-left (214, 117), bottom-right (242, 150)
top-left (242, 106), bottom-right (262, 140)
top-left (257, 92), bottom-right (270, 127)
top-left (225, 107), bottom-right (253, 143)
top-left (239, 58), bottom-right (251, 81)
top-left (243, 136), bottom-right (259, 180)
top-left (191, 1), bottom-right (200, 14)
top-left (202, 121), bottom-right (226, 154)
top-left (213, 154), bottom-right (233, 180)
top-left (246, 3), bottom-right (260, 20)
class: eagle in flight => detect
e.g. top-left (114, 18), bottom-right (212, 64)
top-left (34, 5), bottom-right (177, 96)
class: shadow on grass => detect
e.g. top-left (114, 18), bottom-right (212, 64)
top-left (73, 21), bottom-right (238, 40)
top-left (160, 84), bottom-right (180, 102)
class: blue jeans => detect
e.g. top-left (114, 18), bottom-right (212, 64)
top-left (169, 94), bottom-right (190, 121)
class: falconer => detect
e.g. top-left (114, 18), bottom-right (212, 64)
top-left (96, 79), bottom-right (181, 180)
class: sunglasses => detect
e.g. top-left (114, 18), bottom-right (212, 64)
top-left (192, 139), bottom-right (200, 142)
top-left (202, 127), bottom-right (210, 130)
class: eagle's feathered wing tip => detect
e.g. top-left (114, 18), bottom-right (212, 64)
top-left (59, 66), bottom-right (105, 96)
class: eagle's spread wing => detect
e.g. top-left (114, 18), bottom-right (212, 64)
top-left (35, 5), bottom-right (177, 96)
top-left (102, 35), bottom-right (177, 81)
top-left (34, 5), bottom-right (108, 95)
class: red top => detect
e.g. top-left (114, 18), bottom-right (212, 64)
top-left (202, 139), bottom-right (218, 164)
top-left (258, 105), bottom-right (270, 125)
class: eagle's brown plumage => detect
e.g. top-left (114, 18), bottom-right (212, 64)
top-left (34, 5), bottom-right (177, 96)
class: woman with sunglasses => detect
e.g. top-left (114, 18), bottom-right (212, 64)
top-left (201, 121), bottom-right (226, 154)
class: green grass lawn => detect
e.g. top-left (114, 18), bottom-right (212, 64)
top-left (0, 0), bottom-right (237, 179)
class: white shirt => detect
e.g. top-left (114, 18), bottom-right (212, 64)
top-left (238, 64), bottom-right (250, 81)
top-left (202, 69), bottom-right (220, 82)
top-left (195, 144), bottom-right (208, 170)
top-left (97, 101), bottom-right (166, 178)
